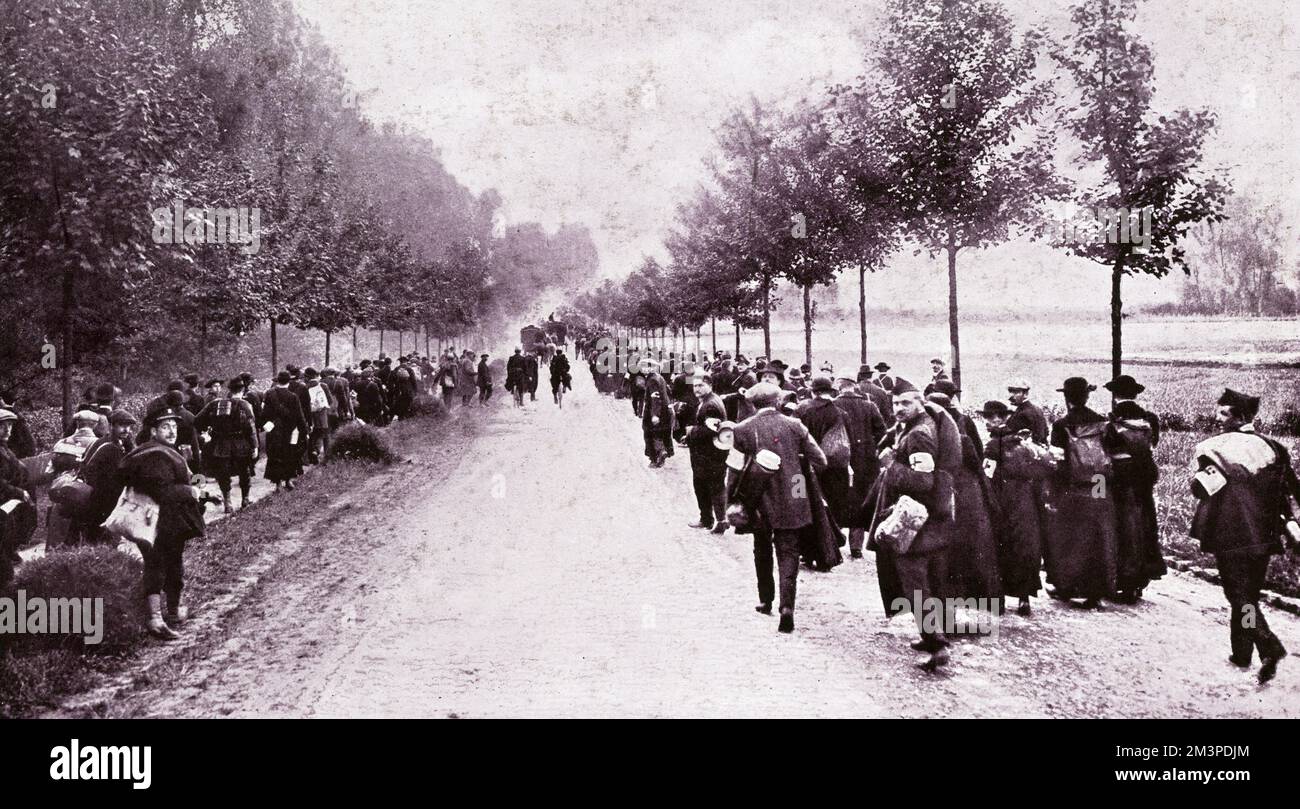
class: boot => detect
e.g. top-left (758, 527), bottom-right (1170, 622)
top-left (147, 594), bottom-right (180, 641)
top-left (777, 608), bottom-right (794, 633)
top-left (240, 489), bottom-right (251, 510)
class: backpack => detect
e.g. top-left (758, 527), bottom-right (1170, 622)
top-left (1065, 421), bottom-right (1112, 484)
top-left (818, 410), bottom-right (851, 469)
top-left (308, 384), bottom-right (330, 413)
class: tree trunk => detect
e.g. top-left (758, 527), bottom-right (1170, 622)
top-left (711, 317), bottom-right (717, 355)
top-left (269, 319), bottom-right (278, 378)
top-left (398, 330), bottom-right (403, 355)
top-left (735, 322), bottom-right (741, 356)
top-left (858, 263), bottom-right (868, 364)
top-left (60, 265), bottom-right (73, 432)
top-left (379, 329), bottom-right (385, 356)
top-left (325, 330), bottom-right (331, 367)
top-left (352, 326), bottom-right (358, 361)
top-left (1111, 256), bottom-right (1125, 382)
top-left (946, 239), bottom-right (962, 391)
top-left (200, 316), bottom-right (208, 369)
top-left (802, 284), bottom-right (813, 367)
top-left (761, 273), bottom-right (772, 360)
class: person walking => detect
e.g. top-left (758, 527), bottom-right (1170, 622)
top-left (833, 374), bottom-right (886, 558)
top-left (684, 374), bottom-right (728, 533)
top-left (506, 347), bottom-right (526, 407)
top-left (1044, 377), bottom-right (1117, 609)
top-left (1104, 374), bottom-right (1166, 603)
top-left (1190, 388), bottom-right (1300, 683)
top-left (549, 348), bottom-right (571, 406)
top-left (194, 378), bottom-right (258, 512)
top-left (980, 401), bottom-right (1050, 616)
top-left (119, 407), bottom-right (206, 640)
top-left (262, 371), bottom-right (309, 490)
top-left (728, 382), bottom-right (828, 633)
top-left (477, 354), bottom-right (493, 403)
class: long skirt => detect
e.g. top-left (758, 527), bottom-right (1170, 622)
top-left (1044, 481), bottom-right (1117, 600)
top-left (264, 426), bottom-right (300, 483)
top-left (991, 476), bottom-right (1046, 598)
top-left (945, 466), bottom-right (1003, 600)
top-left (1112, 471), bottom-right (1166, 594)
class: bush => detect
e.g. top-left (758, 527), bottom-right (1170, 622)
top-left (10, 545), bottom-right (145, 654)
top-left (408, 392), bottom-right (448, 420)
top-left (330, 422), bottom-right (398, 463)
top-left (1158, 411), bottom-right (1192, 432)
top-left (1269, 407), bottom-right (1300, 438)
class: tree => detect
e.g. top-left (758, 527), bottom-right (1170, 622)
top-left (872, 0), bottom-right (1061, 390)
top-left (1052, 0), bottom-right (1230, 376)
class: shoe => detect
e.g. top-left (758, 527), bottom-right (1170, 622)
top-left (710, 522), bottom-right (729, 535)
top-left (147, 616), bottom-right (180, 640)
top-left (919, 648), bottom-right (950, 673)
top-left (849, 549), bottom-right (863, 559)
top-left (688, 521), bottom-right (713, 530)
top-left (911, 637), bottom-right (950, 652)
top-left (223, 502), bottom-right (234, 515)
top-left (165, 605), bottom-right (190, 624)
top-left (777, 611), bottom-right (794, 633)
top-left (1258, 652), bottom-right (1286, 684)
top-left (755, 602), bottom-right (772, 615)
top-left (1017, 600), bottom-right (1032, 617)
top-left (285, 480), bottom-right (296, 491)
top-left (1227, 654), bottom-right (1252, 669)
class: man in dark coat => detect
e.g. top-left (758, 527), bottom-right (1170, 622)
top-left (866, 381), bottom-right (957, 671)
top-left (182, 373), bottom-right (206, 415)
top-left (642, 362), bottom-right (674, 467)
top-left (194, 378), bottom-right (258, 512)
top-left (834, 375), bottom-right (886, 557)
top-left (1045, 377), bottom-right (1116, 608)
top-left (477, 354), bottom-right (493, 403)
top-left (506, 348), bottom-right (527, 407)
top-left (1006, 379), bottom-right (1049, 444)
top-left (794, 375), bottom-right (851, 555)
top-left (928, 385), bottom-right (1002, 603)
top-left (856, 365), bottom-right (895, 431)
top-left (262, 371), bottom-right (309, 489)
top-left (981, 401), bottom-right (1049, 616)
top-left (119, 407), bottom-right (206, 639)
top-left (728, 382), bottom-right (828, 633)
top-left (1190, 388), bottom-right (1300, 683)
top-left (75, 409), bottom-right (137, 545)
top-left (1104, 374), bottom-right (1166, 603)
top-left (523, 352), bottom-right (540, 402)
top-left (873, 362), bottom-right (895, 392)
top-left (323, 367), bottom-right (354, 429)
top-left (354, 367), bottom-right (386, 423)
top-left (139, 387), bottom-right (204, 477)
top-left (684, 374), bottom-right (729, 533)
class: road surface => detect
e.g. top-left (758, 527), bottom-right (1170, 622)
top-left (110, 377), bottom-right (1300, 718)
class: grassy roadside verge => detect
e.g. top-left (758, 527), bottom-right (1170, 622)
top-left (0, 409), bottom-right (476, 718)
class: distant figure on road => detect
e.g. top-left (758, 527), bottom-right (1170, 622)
top-left (1190, 388), bottom-right (1300, 684)
top-left (506, 347), bottom-right (526, 407)
top-left (549, 348), bottom-right (571, 405)
top-left (477, 353), bottom-right (493, 404)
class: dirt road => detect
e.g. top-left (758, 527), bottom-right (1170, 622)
top-left (111, 377), bottom-right (1300, 718)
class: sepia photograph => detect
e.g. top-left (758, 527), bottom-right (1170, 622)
top-left (0, 0), bottom-right (1298, 760)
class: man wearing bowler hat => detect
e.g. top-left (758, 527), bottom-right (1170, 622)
top-left (1104, 374), bottom-right (1166, 603)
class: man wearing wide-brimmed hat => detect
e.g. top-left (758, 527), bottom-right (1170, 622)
top-left (1189, 388), bottom-right (1300, 683)
top-left (1104, 374), bottom-right (1166, 604)
top-left (1044, 377), bottom-right (1116, 609)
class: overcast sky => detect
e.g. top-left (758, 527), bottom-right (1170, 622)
top-left (294, 0), bottom-right (1300, 310)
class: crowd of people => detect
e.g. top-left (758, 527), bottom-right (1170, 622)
top-left (504, 340), bottom-right (573, 407)
top-left (0, 346), bottom-right (496, 641)
top-left (576, 336), bottom-right (1300, 682)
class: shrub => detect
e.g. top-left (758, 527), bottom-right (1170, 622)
top-left (1158, 411), bottom-right (1192, 432)
top-left (408, 392), bottom-right (448, 420)
top-left (10, 545), bottom-right (145, 654)
top-left (1269, 407), bottom-right (1300, 438)
top-left (330, 422), bottom-right (398, 463)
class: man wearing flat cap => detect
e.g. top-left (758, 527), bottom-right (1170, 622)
top-left (1189, 388), bottom-right (1300, 683)
top-left (729, 381), bottom-right (828, 633)
top-left (1104, 375), bottom-right (1165, 604)
top-left (684, 374), bottom-right (729, 533)
top-left (1005, 378), bottom-right (1048, 444)
top-left (72, 409), bottom-right (139, 546)
top-left (195, 378), bottom-right (258, 513)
